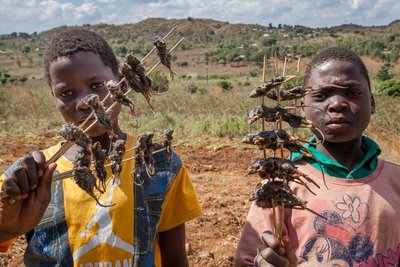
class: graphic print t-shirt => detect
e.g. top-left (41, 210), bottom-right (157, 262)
top-left (236, 159), bottom-right (400, 267)
top-left (0, 135), bottom-right (202, 267)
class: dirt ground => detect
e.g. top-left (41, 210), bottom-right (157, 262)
top-left (0, 134), bottom-right (261, 267)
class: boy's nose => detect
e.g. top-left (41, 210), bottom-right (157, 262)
top-left (328, 95), bottom-right (348, 112)
top-left (75, 92), bottom-right (91, 111)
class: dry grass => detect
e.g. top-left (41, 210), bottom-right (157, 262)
top-left (0, 60), bottom-right (399, 164)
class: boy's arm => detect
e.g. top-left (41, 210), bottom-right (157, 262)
top-left (159, 223), bottom-right (188, 267)
top-left (235, 202), bottom-right (295, 267)
top-left (0, 151), bottom-right (56, 244)
top-left (157, 164), bottom-right (202, 265)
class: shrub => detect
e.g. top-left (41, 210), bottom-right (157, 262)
top-left (376, 63), bottom-right (394, 81)
top-left (177, 61), bottom-right (188, 67)
top-left (216, 80), bottom-right (233, 91)
top-left (249, 68), bottom-right (259, 77)
top-left (196, 87), bottom-right (208, 94)
top-left (19, 76), bottom-right (28, 84)
top-left (243, 81), bottom-right (251, 86)
top-left (185, 84), bottom-right (199, 94)
top-left (149, 71), bottom-right (169, 93)
top-left (375, 79), bottom-right (400, 97)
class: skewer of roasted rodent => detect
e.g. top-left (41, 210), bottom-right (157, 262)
top-left (249, 180), bottom-right (325, 219)
top-left (106, 80), bottom-right (139, 128)
top-left (153, 36), bottom-right (175, 79)
top-left (247, 157), bottom-right (320, 194)
top-left (59, 123), bottom-right (110, 206)
top-left (109, 139), bottom-right (126, 180)
top-left (133, 132), bottom-right (156, 179)
top-left (242, 129), bottom-right (313, 157)
top-left (118, 37), bottom-right (184, 112)
top-left (163, 129), bottom-right (174, 162)
top-left (81, 94), bottom-right (117, 139)
top-left (251, 85), bottom-right (310, 100)
top-left (245, 56), bottom-right (326, 239)
top-left (80, 25), bottom-right (178, 130)
top-left (248, 75), bottom-right (298, 98)
top-left (247, 105), bottom-right (312, 127)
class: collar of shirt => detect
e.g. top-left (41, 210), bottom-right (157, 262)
top-left (290, 136), bottom-right (381, 179)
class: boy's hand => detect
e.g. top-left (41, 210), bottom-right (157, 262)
top-left (254, 231), bottom-right (297, 267)
top-left (0, 151), bottom-right (56, 241)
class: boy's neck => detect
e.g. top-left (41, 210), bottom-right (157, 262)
top-left (316, 137), bottom-right (365, 170)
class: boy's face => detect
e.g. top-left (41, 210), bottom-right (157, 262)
top-left (49, 51), bottom-right (121, 137)
top-left (302, 59), bottom-right (375, 143)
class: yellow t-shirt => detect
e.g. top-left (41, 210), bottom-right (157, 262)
top-left (1, 135), bottom-right (202, 266)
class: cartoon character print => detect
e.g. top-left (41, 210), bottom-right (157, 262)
top-left (300, 194), bottom-right (376, 266)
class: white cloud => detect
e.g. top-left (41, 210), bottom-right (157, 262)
top-left (0, 0), bottom-right (399, 34)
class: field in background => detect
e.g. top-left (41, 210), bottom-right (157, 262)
top-left (1, 57), bottom-right (399, 162)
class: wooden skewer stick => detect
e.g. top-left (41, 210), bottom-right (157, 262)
top-left (277, 203), bottom-right (285, 240)
top-left (45, 142), bottom-right (74, 168)
top-left (261, 54), bottom-right (267, 160)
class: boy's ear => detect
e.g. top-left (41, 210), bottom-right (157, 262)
top-left (370, 95), bottom-right (376, 114)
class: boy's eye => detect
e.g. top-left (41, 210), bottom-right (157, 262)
top-left (60, 90), bottom-right (74, 97)
top-left (348, 90), bottom-right (361, 96)
top-left (311, 92), bottom-right (326, 101)
top-left (91, 82), bottom-right (105, 90)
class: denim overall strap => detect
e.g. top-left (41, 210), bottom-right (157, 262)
top-left (3, 159), bottom-right (73, 266)
top-left (133, 148), bottom-right (182, 267)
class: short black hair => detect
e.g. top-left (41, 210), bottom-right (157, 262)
top-left (44, 28), bottom-right (119, 85)
top-left (304, 47), bottom-right (371, 90)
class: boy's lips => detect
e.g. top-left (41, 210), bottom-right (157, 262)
top-left (325, 117), bottom-right (350, 130)
top-left (326, 117), bottom-right (350, 125)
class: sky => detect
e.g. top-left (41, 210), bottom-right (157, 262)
top-left (0, 0), bottom-right (399, 35)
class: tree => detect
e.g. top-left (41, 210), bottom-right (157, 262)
top-left (262, 38), bottom-right (277, 47)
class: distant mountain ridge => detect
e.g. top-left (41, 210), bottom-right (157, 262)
top-left (30, 17), bottom-right (400, 39)
top-left (1, 17), bottom-right (399, 78)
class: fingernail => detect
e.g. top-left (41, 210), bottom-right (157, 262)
top-left (31, 185), bottom-right (37, 190)
top-left (38, 170), bottom-right (44, 177)
top-left (7, 198), bottom-right (16, 205)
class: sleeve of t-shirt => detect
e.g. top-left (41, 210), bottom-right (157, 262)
top-left (0, 239), bottom-right (14, 253)
top-left (157, 165), bottom-right (202, 232)
top-left (234, 202), bottom-right (287, 266)
top-left (0, 173), bottom-right (14, 252)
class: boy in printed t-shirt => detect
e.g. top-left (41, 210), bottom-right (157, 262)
top-left (234, 47), bottom-right (400, 267)
top-left (0, 29), bottom-right (202, 267)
